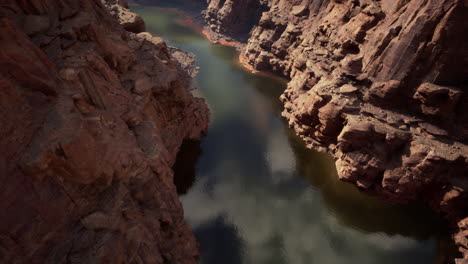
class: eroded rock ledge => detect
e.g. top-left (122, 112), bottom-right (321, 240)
top-left (204, 0), bottom-right (468, 261)
top-left (0, 0), bottom-right (208, 263)
top-left (203, 0), bottom-right (268, 42)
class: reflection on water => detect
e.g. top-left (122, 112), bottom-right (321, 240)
top-left (133, 4), bottom-right (455, 264)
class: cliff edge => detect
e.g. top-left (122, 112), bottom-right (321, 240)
top-left (0, 0), bottom-right (208, 263)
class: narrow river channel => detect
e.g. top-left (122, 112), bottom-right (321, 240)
top-left (133, 4), bottom-right (454, 264)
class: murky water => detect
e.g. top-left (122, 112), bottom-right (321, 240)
top-left (133, 4), bottom-right (455, 264)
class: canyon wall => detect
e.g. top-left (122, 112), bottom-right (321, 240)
top-left (204, 0), bottom-right (468, 261)
top-left (203, 0), bottom-right (268, 41)
top-left (0, 0), bottom-right (208, 263)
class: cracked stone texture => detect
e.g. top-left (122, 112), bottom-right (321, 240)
top-left (0, 0), bottom-right (209, 263)
top-left (203, 0), bottom-right (268, 41)
top-left (204, 0), bottom-right (468, 260)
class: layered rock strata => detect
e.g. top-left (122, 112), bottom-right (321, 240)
top-left (0, 0), bottom-right (208, 263)
top-left (205, 0), bottom-right (468, 261)
top-left (203, 0), bottom-right (268, 42)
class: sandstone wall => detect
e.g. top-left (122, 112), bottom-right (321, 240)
top-left (204, 0), bottom-right (268, 41)
top-left (0, 0), bottom-right (208, 263)
top-left (204, 0), bottom-right (468, 261)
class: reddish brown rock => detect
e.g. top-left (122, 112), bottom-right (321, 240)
top-left (0, 0), bottom-right (208, 263)
top-left (413, 82), bottom-right (463, 118)
top-left (102, 0), bottom-right (146, 33)
top-left (203, 0), bottom-right (268, 42)
top-left (204, 0), bottom-right (468, 260)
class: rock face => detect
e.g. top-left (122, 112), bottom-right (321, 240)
top-left (102, 0), bottom-right (146, 33)
top-left (0, 0), bottom-right (208, 263)
top-left (204, 0), bottom-right (468, 260)
top-left (204, 0), bottom-right (268, 41)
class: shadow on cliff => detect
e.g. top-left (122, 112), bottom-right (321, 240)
top-left (173, 140), bottom-right (203, 195)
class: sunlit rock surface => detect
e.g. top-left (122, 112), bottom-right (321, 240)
top-left (203, 0), bottom-right (468, 260)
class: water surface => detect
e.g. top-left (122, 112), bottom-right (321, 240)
top-left (133, 5), bottom-right (454, 264)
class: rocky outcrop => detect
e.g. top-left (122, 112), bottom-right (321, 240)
top-left (204, 0), bottom-right (468, 260)
top-left (203, 0), bottom-right (268, 42)
top-left (0, 0), bottom-right (208, 263)
top-left (102, 0), bottom-right (146, 33)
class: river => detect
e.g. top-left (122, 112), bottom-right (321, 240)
top-left (132, 4), bottom-right (455, 264)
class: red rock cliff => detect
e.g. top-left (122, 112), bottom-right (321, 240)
top-left (204, 0), bottom-right (468, 261)
top-left (0, 0), bottom-right (208, 263)
top-left (203, 0), bottom-right (267, 41)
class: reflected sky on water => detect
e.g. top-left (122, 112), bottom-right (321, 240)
top-left (133, 5), bottom-right (455, 264)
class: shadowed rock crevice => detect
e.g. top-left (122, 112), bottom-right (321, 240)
top-left (172, 139), bottom-right (202, 195)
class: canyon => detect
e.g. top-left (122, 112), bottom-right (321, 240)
top-left (202, 0), bottom-right (468, 262)
top-left (205, 0), bottom-right (468, 263)
top-left (0, 0), bottom-right (467, 263)
top-left (0, 0), bottom-right (207, 263)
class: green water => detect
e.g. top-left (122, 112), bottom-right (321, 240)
top-left (133, 5), bottom-right (454, 264)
